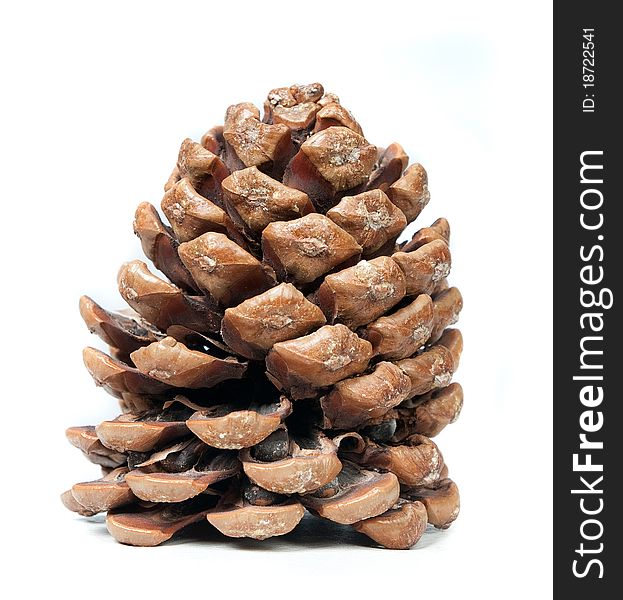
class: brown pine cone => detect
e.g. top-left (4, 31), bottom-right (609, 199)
top-left (62, 82), bottom-right (464, 550)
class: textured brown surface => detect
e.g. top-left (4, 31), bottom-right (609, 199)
top-left (130, 336), bottom-right (247, 388)
top-left (361, 293), bottom-right (434, 360)
top-left (353, 499), bottom-right (428, 550)
top-left (222, 166), bottom-right (314, 236)
top-left (392, 239), bottom-right (452, 296)
top-left (162, 178), bottom-right (232, 242)
top-left (301, 463), bottom-right (400, 525)
top-left (107, 498), bottom-right (215, 546)
top-left (403, 478), bottom-right (461, 529)
top-left (314, 257), bottom-right (407, 328)
top-left (221, 283), bottom-right (326, 360)
top-left (63, 81), bottom-right (464, 550)
top-left (321, 362), bottom-right (411, 429)
top-left (66, 467), bottom-right (135, 514)
top-left (386, 163), bottom-right (431, 222)
top-left (207, 500), bottom-right (305, 540)
top-left (343, 434), bottom-right (445, 487)
top-left (186, 397), bottom-right (291, 450)
top-left (240, 432), bottom-right (342, 495)
top-left (262, 213), bottom-right (362, 285)
top-left (265, 324), bottom-right (373, 397)
top-left (326, 189), bottom-right (407, 256)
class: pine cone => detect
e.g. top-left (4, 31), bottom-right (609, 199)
top-left (63, 83), bottom-right (463, 550)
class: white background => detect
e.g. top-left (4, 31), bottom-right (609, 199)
top-left (1, 1), bottom-right (552, 598)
